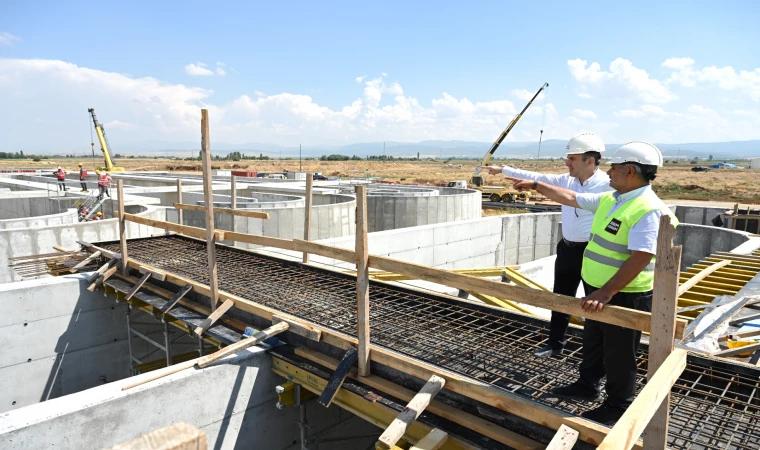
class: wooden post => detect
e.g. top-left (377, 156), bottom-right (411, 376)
top-left (230, 175), bottom-right (237, 247)
top-left (201, 109), bottom-right (219, 311)
top-left (302, 173), bottom-right (313, 263)
top-left (176, 179), bottom-right (183, 225)
top-left (117, 179), bottom-right (128, 276)
top-left (355, 185), bottom-right (370, 376)
top-left (643, 215), bottom-right (681, 449)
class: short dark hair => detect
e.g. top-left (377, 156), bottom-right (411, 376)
top-left (582, 151), bottom-right (602, 166)
top-left (622, 163), bottom-right (658, 182)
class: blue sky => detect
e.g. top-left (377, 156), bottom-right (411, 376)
top-left (1, 0), bottom-right (759, 152)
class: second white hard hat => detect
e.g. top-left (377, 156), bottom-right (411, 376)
top-left (609, 141), bottom-right (663, 167)
top-left (566, 132), bottom-right (606, 156)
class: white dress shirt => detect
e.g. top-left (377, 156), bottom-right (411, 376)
top-left (576, 185), bottom-right (664, 254)
top-left (501, 166), bottom-right (613, 242)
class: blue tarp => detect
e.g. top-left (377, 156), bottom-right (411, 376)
top-left (709, 163), bottom-right (739, 168)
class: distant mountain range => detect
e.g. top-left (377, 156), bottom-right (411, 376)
top-left (59, 139), bottom-right (760, 160)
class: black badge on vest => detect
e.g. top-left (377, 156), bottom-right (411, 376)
top-left (605, 218), bottom-right (622, 235)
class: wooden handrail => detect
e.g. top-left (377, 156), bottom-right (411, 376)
top-left (173, 203), bottom-right (270, 219)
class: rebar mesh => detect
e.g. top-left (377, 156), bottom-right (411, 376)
top-left (100, 235), bottom-right (760, 449)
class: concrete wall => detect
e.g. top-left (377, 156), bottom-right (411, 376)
top-left (0, 193), bottom-right (64, 220)
top-left (675, 223), bottom-right (751, 268)
top-left (0, 347), bottom-right (379, 449)
top-left (674, 205), bottom-right (727, 226)
top-left (0, 275), bottom-right (130, 413)
top-left (0, 209), bottom-right (77, 230)
top-left (366, 187), bottom-right (482, 232)
top-left (0, 205), bottom-right (169, 283)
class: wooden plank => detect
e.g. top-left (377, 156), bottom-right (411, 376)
top-left (599, 349), bottom-right (687, 450)
top-left (643, 215), bottom-right (681, 449)
top-left (139, 265), bottom-right (166, 281)
top-left (294, 347), bottom-right (544, 449)
top-left (200, 110), bottom-right (219, 311)
top-left (302, 173), bottom-right (313, 263)
top-left (729, 311), bottom-right (760, 327)
top-left (272, 315), bottom-right (321, 341)
top-left (194, 299), bottom-right (235, 336)
top-left (160, 284), bottom-right (194, 316)
top-left (677, 260), bottom-right (730, 297)
top-left (292, 239), bottom-right (686, 337)
top-left (124, 272), bottom-right (151, 301)
top-left (318, 346), bottom-right (358, 407)
top-left (719, 328), bottom-right (760, 342)
top-left (230, 175), bottom-right (237, 235)
top-left (546, 424), bottom-right (579, 450)
top-left (223, 231), bottom-right (296, 250)
top-left (109, 421), bottom-right (207, 450)
top-left (685, 295), bottom-right (760, 342)
top-left (79, 240), bottom-right (122, 260)
top-left (123, 213), bottom-right (225, 242)
top-left (88, 258), bottom-right (116, 282)
top-left (410, 429), bottom-right (448, 450)
top-left (356, 185), bottom-right (371, 376)
top-left (377, 375), bottom-right (446, 450)
top-left (94, 244), bottom-right (625, 448)
top-left (176, 178), bottom-right (183, 225)
top-left (117, 179), bottom-right (128, 275)
top-left (173, 202), bottom-right (270, 219)
top-left (713, 342), bottom-right (760, 357)
top-left (88, 265), bottom-right (118, 292)
top-left (69, 250), bottom-right (101, 273)
top-left (53, 245), bottom-right (75, 253)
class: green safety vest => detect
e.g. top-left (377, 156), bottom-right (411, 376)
top-left (581, 188), bottom-right (678, 293)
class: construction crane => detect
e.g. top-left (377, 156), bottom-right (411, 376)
top-left (88, 108), bottom-right (125, 172)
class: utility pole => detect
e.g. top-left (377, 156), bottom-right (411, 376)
top-left (677, 147), bottom-right (680, 162)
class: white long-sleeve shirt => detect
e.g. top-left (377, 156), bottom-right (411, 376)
top-left (501, 166), bottom-right (613, 242)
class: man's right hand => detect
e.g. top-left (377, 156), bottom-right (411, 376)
top-left (504, 176), bottom-right (535, 192)
top-left (484, 165), bottom-right (504, 175)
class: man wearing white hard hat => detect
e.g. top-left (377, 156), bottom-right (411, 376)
top-left (506, 141), bottom-right (677, 425)
top-left (486, 132), bottom-right (613, 358)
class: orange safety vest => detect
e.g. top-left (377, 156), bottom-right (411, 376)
top-left (98, 174), bottom-right (110, 186)
top-left (56, 170), bottom-right (66, 181)
top-left (80, 167), bottom-right (88, 179)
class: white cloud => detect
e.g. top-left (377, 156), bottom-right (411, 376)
top-left (664, 59), bottom-right (760, 101)
top-left (215, 67), bottom-right (226, 76)
top-left (104, 120), bottom-right (137, 129)
top-left (662, 57), bottom-right (695, 70)
top-left (184, 62), bottom-right (214, 76)
top-left (568, 58), bottom-right (677, 103)
top-left (510, 88), bottom-right (545, 102)
top-left (572, 109), bottom-right (597, 119)
top-left (0, 32), bottom-right (21, 46)
top-left (354, 76), bottom-right (367, 84)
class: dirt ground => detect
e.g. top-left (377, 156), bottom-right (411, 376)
top-left (2, 158), bottom-right (758, 204)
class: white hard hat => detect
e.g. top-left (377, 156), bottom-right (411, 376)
top-left (57, 166), bottom-right (62, 169)
top-left (609, 141), bottom-right (663, 167)
top-left (566, 132), bottom-right (605, 155)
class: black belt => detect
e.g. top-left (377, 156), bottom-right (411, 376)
top-left (562, 238), bottom-right (588, 248)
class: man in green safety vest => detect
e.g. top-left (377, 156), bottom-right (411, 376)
top-left (507, 141), bottom-right (678, 426)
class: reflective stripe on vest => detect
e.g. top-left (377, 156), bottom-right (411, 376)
top-left (581, 189), bottom-right (678, 293)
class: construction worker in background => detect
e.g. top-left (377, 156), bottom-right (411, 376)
top-left (93, 212), bottom-right (103, 221)
top-left (97, 170), bottom-right (112, 200)
top-left (486, 132), bottom-right (613, 358)
top-left (506, 141), bottom-right (677, 426)
top-left (78, 163), bottom-right (88, 192)
top-left (54, 166), bottom-right (67, 191)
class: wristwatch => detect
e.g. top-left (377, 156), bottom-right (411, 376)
top-left (532, 180), bottom-right (538, 190)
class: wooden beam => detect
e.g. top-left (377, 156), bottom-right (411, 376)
top-left (222, 231), bottom-right (296, 250)
top-left (677, 260), bottom-right (730, 297)
top-left (139, 265), bottom-right (166, 281)
top-left (88, 258), bottom-right (117, 282)
top-left (302, 173), bottom-right (313, 263)
top-left (194, 299), bottom-right (235, 336)
top-left (79, 240), bottom-right (122, 260)
top-left (230, 175), bottom-right (237, 236)
top-left (546, 424), bottom-right (579, 450)
top-left (718, 328), bottom-right (760, 342)
top-left (294, 347), bottom-right (545, 449)
top-left (173, 203), bottom-right (270, 219)
top-left (69, 250), bottom-right (101, 273)
top-left (176, 178), bottom-right (183, 225)
top-left (160, 284), bottom-right (193, 317)
top-left (272, 315), bottom-right (321, 341)
top-left (117, 179), bottom-right (128, 276)
top-left (410, 429), bottom-right (448, 450)
top-left (109, 421), bottom-right (207, 450)
top-left (713, 342), bottom-right (760, 357)
top-left (599, 349), bottom-right (687, 450)
top-left (291, 239), bottom-right (687, 338)
top-left (123, 213), bottom-right (224, 241)
top-left (124, 272), bottom-right (151, 301)
top-left (729, 311), bottom-right (760, 327)
top-left (376, 375), bottom-right (446, 450)
top-left (318, 346), bottom-right (358, 407)
top-left (91, 243), bottom-right (632, 448)
top-left (88, 265), bottom-right (118, 292)
top-left (122, 322), bottom-right (289, 391)
top-left (356, 185), bottom-right (371, 376)
top-left (200, 109), bottom-right (219, 311)
top-left (643, 215), bottom-right (681, 450)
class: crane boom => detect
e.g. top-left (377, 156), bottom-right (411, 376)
top-left (88, 108), bottom-right (124, 172)
top-left (471, 82), bottom-right (548, 186)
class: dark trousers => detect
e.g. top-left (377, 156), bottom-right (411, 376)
top-left (98, 185), bottom-right (110, 199)
top-left (80, 181), bottom-right (87, 191)
top-left (548, 239), bottom-right (588, 349)
top-left (578, 283), bottom-right (652, 409)
top-left (57, 181), bottom-right (67, 191)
